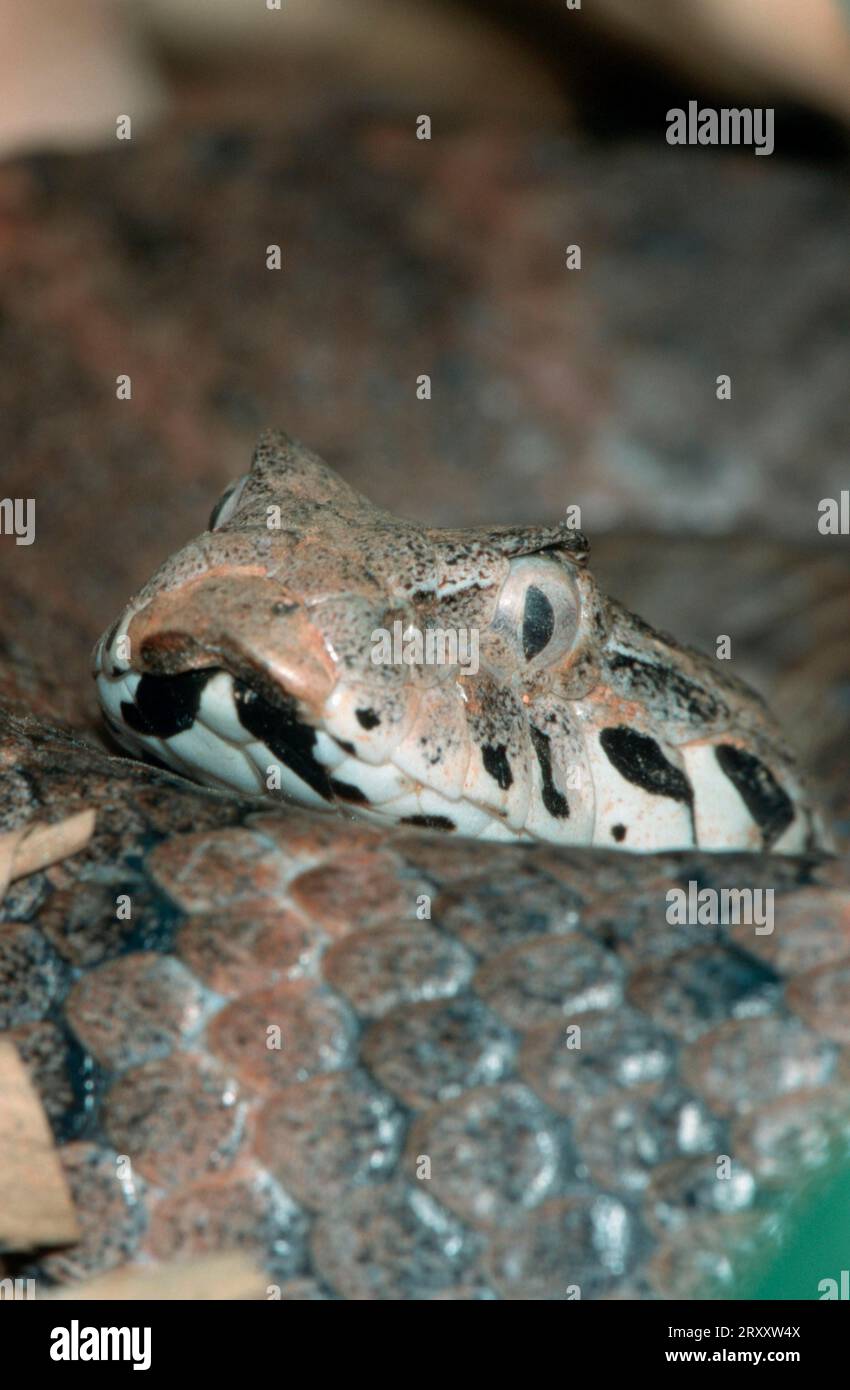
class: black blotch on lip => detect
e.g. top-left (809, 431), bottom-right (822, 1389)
top-left (611, 823), bottom-right (627, 842)
top-left (401, 814), bottom-right (456, 831)
top-left (337, 740), bottom-right (356, 757)
top-left (329, 778), bottom-right (369, 804)
top-left (522, 585), bottom-right (555, 661)
top-left (234, 678), bottom-right (334, 801)
top-left (482, 742), bottom-right (513, 790)
top-left (715, 744), bottom-right (795, 848)
top-left (121, 669), bottom-right (214, 738)
top-left (599, 726), bottom-right (693, 806)
top-left (356, 708), bottom-right (381, 730)
top-left (529, 725), bottom-right (569, 818)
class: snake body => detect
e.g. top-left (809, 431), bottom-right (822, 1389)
top-left (93, 431), bottom-right (829, 856)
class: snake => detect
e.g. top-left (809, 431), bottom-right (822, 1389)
top-left (0, 9), bottom-right (848, 1294)
top-left (2, 429), bottom-right (849, 1301)
top-left (92, 430), bottom-right (830, 858)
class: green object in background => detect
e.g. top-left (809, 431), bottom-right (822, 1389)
top-left (742, 1163), bottom-right (850, 1300)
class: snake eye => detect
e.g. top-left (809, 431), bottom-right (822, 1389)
top-left (208, 473), bottom-right (249, 531)
top-left (495, 556), bottom-right (580, 667)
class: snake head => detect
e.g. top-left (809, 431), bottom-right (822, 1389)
top-left (93, 430), bottom-right (827, 853)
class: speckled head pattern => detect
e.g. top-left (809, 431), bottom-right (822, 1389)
top-left (93, 430), bottom-right (829, 853)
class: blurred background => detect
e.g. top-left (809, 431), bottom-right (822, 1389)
top-left (1, 0), bottom-right (850, 1302)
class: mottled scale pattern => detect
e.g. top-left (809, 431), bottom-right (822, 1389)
top-left (2, 705), bottom-right (850, 1300)
top-left (92, 432), bottom-right (829, 856)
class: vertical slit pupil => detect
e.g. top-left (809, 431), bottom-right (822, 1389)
top-left (522, 585), bottom-right (555, 660)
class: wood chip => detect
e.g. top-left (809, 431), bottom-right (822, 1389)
top-left (0, 808), bottom-right (95, 906)
top-left (0, 1042), bottom-right (80, 1251)
top-left (45, 1251), bottom-right (268, 1301)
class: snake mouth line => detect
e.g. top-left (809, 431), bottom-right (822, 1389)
top-left (93, 655), bottom-right (538, 841)
top-left (94, 661), bottom-right (344, 804)
top-left (89, 658), bottom-right (513, 839)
